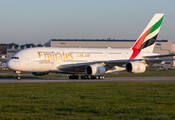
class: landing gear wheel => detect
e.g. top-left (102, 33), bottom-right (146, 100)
top-left (75, 76), bottom-right (79, 79)
top-left (87, 76), bottom-right (91, 79)
top-left (15, 71), bottom-right (21, 80)
top-left (80, 75), bottom-right (104, 80)
top-left (95, 76), bottom-right (99, 79)
top-left (81, 76), bottom-right (84, 79)
top-left (99, 76), bottom-right (104, 79)
top-left (17, 76), bottom-right (21, 80)
top-left (84, 75), bottom-right (88, 79)
top-left (69, 76), bottom-right (72, 79)
top-left (69, 75), bottom-right (79, 79)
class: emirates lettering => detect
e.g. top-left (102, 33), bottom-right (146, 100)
top-left (38, 51), bottom-right (73, 61)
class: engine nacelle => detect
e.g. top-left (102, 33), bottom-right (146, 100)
top-left (32, 72), bottom-right (49, 76)
top-left (126, 62), bottom-right (146, 73)
top-left (85, 65), bottom-right (106, 76)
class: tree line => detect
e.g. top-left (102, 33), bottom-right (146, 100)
top-left (0, 43), bottom-right (43, 55)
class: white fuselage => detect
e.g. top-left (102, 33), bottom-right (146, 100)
top-left (6, 47), bottom-right (157, 73)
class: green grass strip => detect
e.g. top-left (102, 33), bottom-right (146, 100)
top-left (0, 82), bottom-right (175, 119)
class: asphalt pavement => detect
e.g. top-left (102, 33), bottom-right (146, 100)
top-left (0, 77), bottom-right (175, 83)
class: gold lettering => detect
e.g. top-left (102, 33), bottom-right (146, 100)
top-left (86, 54), bottom-right (90, 57)
top-left (76, 53), bottom-right (90, 58)
top-left (52, 51), bottom-right (55, 60)
top-left (62, 52), bottom-right (65, 60)
top-left (66, 53), bottom-right (74, 60)
top-left (37, 51), bottom-right (74, 61)
top-left (44, 53), bottom-right (52, 60)
top-left (69, 53), bottom-right (73, 60)
top-left (55, 53), bottom-right (58, 60)
top-left (38, 52), bottom-right (43, 59)
top-left (80, 54), bottom-right (83, 58)
top-left (58, 53), bottom-right (62, 60)
top-left (66, 53), bottom-right (70, 60)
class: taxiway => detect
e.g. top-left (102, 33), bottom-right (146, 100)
top-left (0, 77), bottom-right (175, 83)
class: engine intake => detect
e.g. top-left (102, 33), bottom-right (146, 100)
top-left (86, 65), bottom-right (106, 76)
top-left (32, 72), bottom-right (49, 76)
top-left (126, 62), bottom-right (146, 73)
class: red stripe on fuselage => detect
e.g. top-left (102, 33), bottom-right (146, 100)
top-left (129, 27), bottom-right (151, 59)
top-left (129, 50), bottom-right (140, 60)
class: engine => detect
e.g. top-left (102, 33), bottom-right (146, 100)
top-left (32, 72), bottom-right (49, 76)
top-left (85, 65), bottom-right (106, 76)
top-left (126, 62), bottom-right (146, 73)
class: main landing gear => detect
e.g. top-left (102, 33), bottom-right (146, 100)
top-left (15, 71), bottom-right (21, 80)
top-left (80, 75), bottom-right (104, 79)
top-left (69, 74), bottom-right (104, 79)
top-left (69, 74), bottom-right (79, 79)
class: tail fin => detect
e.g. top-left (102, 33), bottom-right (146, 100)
top-left (130, 13), bottom-right (164, 59)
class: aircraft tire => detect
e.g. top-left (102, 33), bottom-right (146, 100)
top-left (87, 76), bottom-right (91, 79)
top-left (84, 75), bottom-right (88, 79)
top-left (75, 76), bottom-right (79, 79)
top-left (17, 76), bottom-right (21, 80)
top-left (69, 75), bottom-right (79, 79)
top-left (99, 76), bottom-right (104, 79)
top-left (81, 76), bottom-right (84, 79)
top-left (69, 76), bottom-right (74, 79)
top-left (91, 76), bottom-right (95, 79)
top-left (95, 76), bottom-right (99, 79)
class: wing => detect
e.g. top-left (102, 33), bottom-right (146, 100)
top-left (104, 58), bottom-right (175, 68)
top-left (57, 59), bottom-right (145, 73)
top-left (57, 61), bottom-right (105, 73)
top-left (142, 54), bottom-right (175, 58)
top-left (56, 56), bottom-right (175, 74)
top-left (142, 54), bottom-right (175, 65)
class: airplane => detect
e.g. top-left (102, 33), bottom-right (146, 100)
top-left (6, 13), bottom-right (175, 80)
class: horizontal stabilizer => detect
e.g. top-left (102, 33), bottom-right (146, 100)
top-left (142, 54), bottom-right (175, 58)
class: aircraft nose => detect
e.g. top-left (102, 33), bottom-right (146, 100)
top-left (6, 60), bottom-right (16, 71)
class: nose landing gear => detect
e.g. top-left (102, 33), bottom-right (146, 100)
top-left (15, 71), bottom-right (21, 80)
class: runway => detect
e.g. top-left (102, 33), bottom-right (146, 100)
top-left (0, 77), bottom-right (175, 83)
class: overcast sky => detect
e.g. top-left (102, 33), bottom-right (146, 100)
top-left (0, 0), bottom-right (175, 45)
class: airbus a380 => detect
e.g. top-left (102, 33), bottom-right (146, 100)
top-left (6, 13), bottom-right (175, 80)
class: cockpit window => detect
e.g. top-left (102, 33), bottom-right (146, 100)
top-left (11, 57), bottom-right (19, 59)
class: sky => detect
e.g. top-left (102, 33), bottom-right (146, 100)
top-left (0, 0), bottom-right (175, 45)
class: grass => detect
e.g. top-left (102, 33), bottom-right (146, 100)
top-left (0, 82), bottom-right (175, 119)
